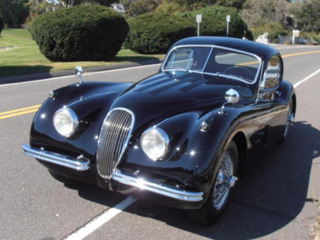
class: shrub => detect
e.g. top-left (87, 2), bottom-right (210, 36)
top-left (301, 31), bottom-right (320, 44)
top-left (0, 16), bottom-right (4, 35)
top-left (29, 5), bottom-right (129, 61)
top-left (250, 23), bottom-right (288, 43)
top-left (179, 6), bottom-right (247, 38)
top-left (125, 13), bottom-right (195, 54)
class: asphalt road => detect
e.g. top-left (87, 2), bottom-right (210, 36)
top-left (0, 45), bottom-right (320, 240)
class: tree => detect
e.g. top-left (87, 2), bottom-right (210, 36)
top-left (119, 0), bottom-right (134, 12)
top-left (0, 15), bottom-right (4, 34)
top-left (27, 0), bottom-right (115, 22)
top-left (28, 0), bottom-right (63, 16)
top-left (241, 0), bottom-right (288, 28)
top-left (0, 0), bottom-right (29, 28)
top-left (287, 0), bottom-right (320, 33)
top-left (154, 0), bottom-right (184, 14)
top-left (163, 0), bottom-right (246, 11)
top-left (203, 0), bottom-right (246, 10)
top-left (127, 0), bottom-right (160, 17)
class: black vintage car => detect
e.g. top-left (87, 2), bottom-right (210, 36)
top-left (23, 37), bottom-right (296, 225)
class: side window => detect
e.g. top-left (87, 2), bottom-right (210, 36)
top-left (260, 55), bottom-right (282, 89)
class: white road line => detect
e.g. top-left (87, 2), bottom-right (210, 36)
top-left (294, 68), bottom-right (320, 88)
top-left (64, 196), bottom-right (137, 240)
top-left (0, 63), bottom-right (161, 88)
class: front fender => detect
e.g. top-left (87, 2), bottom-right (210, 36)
top-left (120, 108), bottom-right (242, 196)
top-left (30, 81), bottom-right (132, 161)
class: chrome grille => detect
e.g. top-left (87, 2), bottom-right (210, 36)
top-left (97, 108), bottom-right (134, 179)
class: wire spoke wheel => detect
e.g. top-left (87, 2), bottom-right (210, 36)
top-left (212, 151), bottom-right (235, 209)
top-left (189, 140), bottom-right (238, 226)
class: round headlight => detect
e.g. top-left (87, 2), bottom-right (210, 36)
top-left (141, 128), bottom-right (169, 161)
top-left (53, 108), bottom-right (78, 137)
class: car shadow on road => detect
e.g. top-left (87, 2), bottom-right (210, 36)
top-left (124, 121), bottom-right (319, 239)
top-left (72, 121), bottom-right (319, 239)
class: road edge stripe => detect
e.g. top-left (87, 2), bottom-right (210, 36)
top-left (294, 68), bottom-right (320, 88)
top-left (63, 197), bottom-right (137, 240)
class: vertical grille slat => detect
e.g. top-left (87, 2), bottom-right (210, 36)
top-left (97, 108), bottom-right (134, 179)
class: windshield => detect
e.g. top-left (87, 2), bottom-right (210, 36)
top-left (162, 47), bottom-right (212, 72)
top-left (162, 46), bottom-right (261, 83)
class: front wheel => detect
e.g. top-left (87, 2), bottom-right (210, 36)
top-left (189, 141), bottom-right (238, 226)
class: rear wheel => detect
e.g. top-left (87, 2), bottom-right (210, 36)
top-left (189, 141), bottom-right (238, 226)
top-left (280, 98), bottom-right (294, 143)
top-left (48, 170), bottom-right (82, 185)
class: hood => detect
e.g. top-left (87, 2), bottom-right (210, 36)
top-left (110, 72), bottom-right (253, 128)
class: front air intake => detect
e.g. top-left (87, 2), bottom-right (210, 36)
top-left (96, 108), bottom-right (134, 179)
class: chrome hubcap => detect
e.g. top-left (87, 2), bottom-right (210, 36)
top-left (212, 151), bottom-right (237, 209)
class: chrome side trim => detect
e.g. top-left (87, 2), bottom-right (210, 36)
top-left (112, 170), bottom-right (204, 202)
top-left (22, 144), bottom-right (90, 171)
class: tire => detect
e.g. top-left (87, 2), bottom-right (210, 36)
top-left (189, 141), bottom-right (238, 226)
top-left (48, 170), bottom-right (82, 185)
top-left (280, 98), bottom-right (294, 143)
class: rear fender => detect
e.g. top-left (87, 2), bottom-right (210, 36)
top-left (276, 80), bottom-right (297, 115)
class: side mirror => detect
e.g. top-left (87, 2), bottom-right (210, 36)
top-left (219, 89), bottom-right (240, 114)
top-left (225, 89), bottom-right (240, 104)
top-left (75, 66), bottom-right (84, 85)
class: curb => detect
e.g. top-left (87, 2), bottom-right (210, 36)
top-left (0, 59), bottom-right (162, 85)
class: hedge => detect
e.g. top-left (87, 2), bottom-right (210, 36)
top-left (179, 6), bottom-right (247, 38)
top-left (29, 5), bottom-right (129, 61)
top-left (125, 13), bottom-right (195, 54)
top-left (250, 23), bottom-right (288, 43)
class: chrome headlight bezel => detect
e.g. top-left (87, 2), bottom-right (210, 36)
top-left (53, 107), bottom-right (78, 138)
top-left (140, 127), bottom-right (169, 161)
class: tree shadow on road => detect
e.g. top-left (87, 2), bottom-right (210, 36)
top-left (0, 65), bottom-right (53, 79)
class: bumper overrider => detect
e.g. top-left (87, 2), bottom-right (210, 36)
top-left (22, 144), bottom-right (204, 202)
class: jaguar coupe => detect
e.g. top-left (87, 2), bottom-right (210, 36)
top-left (23, 37), bottom-right (296, 225)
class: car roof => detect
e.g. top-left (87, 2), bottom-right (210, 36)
top-left (171, 37), bottom-right (280, 61)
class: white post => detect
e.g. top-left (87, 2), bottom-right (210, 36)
top-left (196, 15), bottom-right (202, 37)
top-left (226, 15), bottom-right (230, 37)
top-left (292, 30), bottom-right (300, 45)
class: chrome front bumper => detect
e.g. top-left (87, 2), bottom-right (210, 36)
top-left (22, 144), bottom-right (204, 202)
top-left (22, 144), bottom-right (90, 171)
top-left (112, 171), bottom-right (203, 202)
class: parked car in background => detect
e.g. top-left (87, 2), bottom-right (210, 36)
top-left (298, 37), bottom-right (318, 45)
top-left (23, 37), bottom-right (296, 226)
top-left (298, 37), bottom-right (308, 44)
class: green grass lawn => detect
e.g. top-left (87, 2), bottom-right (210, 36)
top-left (0, 28), bottom-right (165, 78)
